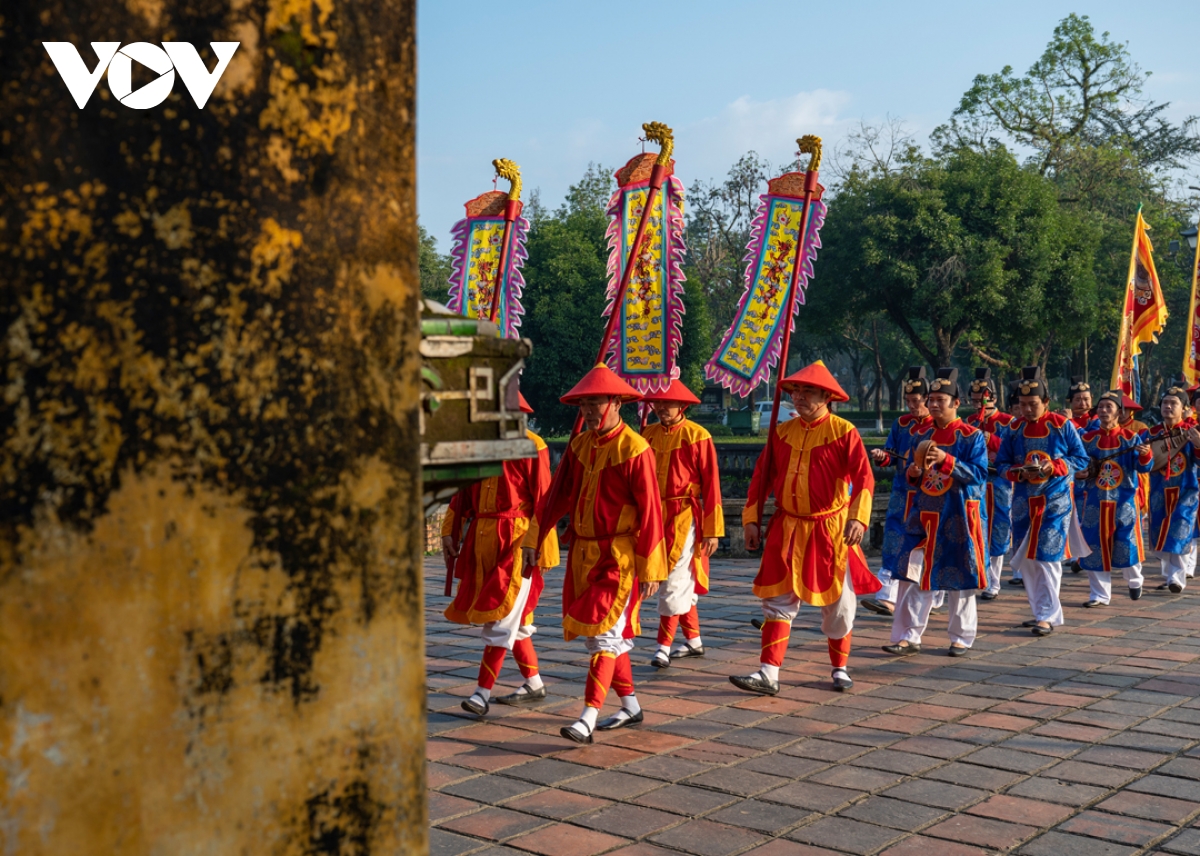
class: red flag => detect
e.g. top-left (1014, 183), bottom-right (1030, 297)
top-left (1183, 218), bottom-right (1200, 386)
top-left (1111, 209), bottom-right (1167, 399)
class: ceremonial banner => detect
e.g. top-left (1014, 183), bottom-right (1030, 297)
top-left (602, 153), bottom-right (687, 393)
top-left (1111, 208), bottom-right (1167, 401)
top-left (704, 173), bottom-right (827, 398)
top-left (446, 160), bottom-right (527, 337)
top-left (1183, 220), bottom-right (1200, 386)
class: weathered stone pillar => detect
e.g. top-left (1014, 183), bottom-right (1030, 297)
top-left (1, 1), bottom-right (425, 852)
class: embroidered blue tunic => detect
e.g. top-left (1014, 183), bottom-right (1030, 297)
top-left (879, 413), bottom-right (932, 578)
top-left (1078, 426), bottom-right (1153, 572)
top-left (995, 413), bottom-right (1089, 563)
top-left (896, 419), bottom-right (990, 591)
top-left (1146, 422), bottom-right (1200, 555)
top-left (965, 408), bottom-right (1015, 557)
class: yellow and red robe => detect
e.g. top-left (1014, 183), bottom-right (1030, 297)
top-left (537, 422), bottom-right (668, 640)
top-left (744, 412), bottom-right (876, 605)
top-left (642, 418), bottom-right (725, 593)
top-left (443, 431), bottom-right (560, 626)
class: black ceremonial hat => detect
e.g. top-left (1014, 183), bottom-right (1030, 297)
top-left (1097, 389), bottom-right (1124, 410)
top-left (929, 367), bottom-right (961, 399)
top-left (1015, 366), bottom-right (1047, 399)
top-left (902, 366), bottom-right (929, 395)
top-left (969, 367), bottom-right (996, 397)
top-left (1068, 376), bottom-right (1091, 398)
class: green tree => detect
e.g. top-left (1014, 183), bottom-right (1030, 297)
top-left (941, 13), bottom-right (1200, 176)
top-left (810, 145), bottom-right (1100, 370)
top-left (520, 165), bottom-right (614, 434)
top-left (418, 223), bottom-right (452, 305)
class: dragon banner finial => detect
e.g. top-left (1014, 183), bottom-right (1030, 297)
top-left (642, 121), bottom-right (675, 166)
top-left (797, 135), bottom-right (822, 173)
top-left (492, 158), bottom-right (522, 201)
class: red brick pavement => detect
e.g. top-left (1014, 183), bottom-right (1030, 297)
top-left (427, 556), bottom-right (1200, 855)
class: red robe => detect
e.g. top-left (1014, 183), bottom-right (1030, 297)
top-left (538, 422), bottom-right (667, 640)
top-left (642, 418), bottom-right (725, 593)
top-left (443, 431), bottom-right (559, 625)
top-left (744, 412), bottom-right (876, 606)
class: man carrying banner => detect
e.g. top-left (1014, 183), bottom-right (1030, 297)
top-left (732, 361), bottom-right (876, 695)
top-left (964, 368), bottom-right (1015, 600)
top-left (443, 393), bottom-right (560, 716)
top-left (995, 367), bottom-right (1090, 636)
top-left (863, 367), bottom-right (931, 617)
top-left (640, 380), bottom-right (725, 668)
top-left (1147, 386), bottom-right (1200, 594)
top-left (536, 364), bottom-right (667, 743)
top-left (1076, 390), bottom-right (1153, 606)
top-left (885, 369), bottom-right (989, 656)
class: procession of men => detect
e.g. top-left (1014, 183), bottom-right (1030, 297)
top-left (438, 355), bottom-right (1200, 742)
top-left (433, 123), bottom-right (1200, 747)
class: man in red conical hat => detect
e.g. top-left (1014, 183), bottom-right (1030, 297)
top-left (731, 360), bottom-right (877, 695)
top-left (640, 378), bottom-right (725, 669)
top-left (443, 391), bottom-right (561, 717)
top-left (536, 364), bottom-right (667, 744)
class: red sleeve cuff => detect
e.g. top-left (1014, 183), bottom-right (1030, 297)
top-left (1005, 469), bottom-right (1020, 483)
top-left (1051, 459), bottom-right (1069, 477)
top-left (939, 454), bottom-right (956, 475)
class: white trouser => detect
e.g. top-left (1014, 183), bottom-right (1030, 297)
top-left (659, 525), bottom-right (698, 616)
top-left (891, 553), bottom-right (978, 647)
top-left (583, 606), bottom-right (634, 657)
top-left (876, 577), bottom-right (899, 604)
top-left (1191, 539), bottom-right (1199, 576)
top-left (480, 574), bottom-right (536, 649)
top-left (761, 561), bottom-right (856, 641)
top-left (930, 590), bottom-right (945, 609)
top-left (986, 555), bottom-right (1004, 595)
top-left (1087, 565), bottom-right (1144, 604)
top-left (1013, 531), bottom-right (1064, 626)
top-left (1156, 550), bottom-right (1191, 589)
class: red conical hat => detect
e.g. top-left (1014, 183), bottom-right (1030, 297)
top-left (779, 360), bottom-right (849, 402)
top-left (1121, 393), bottom-right (1143, 412)
top-left (640, 378), bottom-right (700, 406)
top-left (560, 363), bottom-right (643, 404)
top-left (518, 392), bottom-right (534, 414)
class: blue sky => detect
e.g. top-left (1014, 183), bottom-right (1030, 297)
top-left (417, 1), bottom-right (1199, 244)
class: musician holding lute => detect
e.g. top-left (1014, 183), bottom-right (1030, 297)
top-left (863, 367), bottom-right (932, 618)
top-left (995, 366), bottom-right (1091, 637)
top-left (1075, 390), bottom-right (1153, 606)
top-left (964, 368), bottom-right (1016, 601)
top-left (883, 369), bottom-right (989, 657)
top-left (1147, 386), bottom-right (1200, 594)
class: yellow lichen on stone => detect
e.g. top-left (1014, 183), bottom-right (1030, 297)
top-left (266, 134), bottom-right (302, 183)
top-left (260, 57), bottom-right (357, 157)
top-left (153, 203), bottom-right (193, 250)
top-left (250, 217), bottom-right (303, 297)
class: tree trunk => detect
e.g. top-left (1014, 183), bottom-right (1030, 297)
top-left (1, 2), bottom-right (426, 853)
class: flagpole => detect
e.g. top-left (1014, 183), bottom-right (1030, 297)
top-left (569, 122), bottom-right (674, 440)
top-left (757, 135), bottom-right (822, 526)
top-left (1185, 207), bottom-right (1200, 386)
top-left (1111, 205), bottom-right (1143, 396)
top-left (486, 159), bottom-right (522, 327)
top-left (539, 124), bottom-right (674, 558)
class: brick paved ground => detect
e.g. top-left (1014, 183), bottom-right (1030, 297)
top-left (426, 555), bottom-right (1200, 856)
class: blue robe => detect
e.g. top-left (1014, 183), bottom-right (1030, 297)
top-left (897, 419), bottom-right (990, 591)
top-left (1147, 423), bottom-right (1200, 555)
top-left (995, 413), bottom-right (1089, 562)
top-left (1078, 426), bottom-right (1152, 572)
top-left (965, 408), bottom-right (1016, 557)
top-left (879, 413), bottom-right (932, 577)
top-left (1069, 415), bottom-right (1097, 514)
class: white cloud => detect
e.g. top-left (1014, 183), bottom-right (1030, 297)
top-left (679, 89), bottom-right (857, 181)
